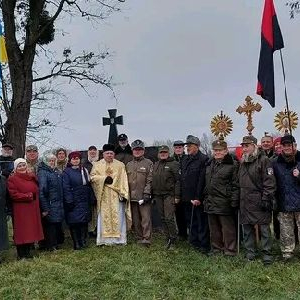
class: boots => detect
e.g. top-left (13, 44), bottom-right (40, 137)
top-left (70, 226), bottom-right (82, 250)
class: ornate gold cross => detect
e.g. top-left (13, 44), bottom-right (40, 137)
top-left (236, 95), bottom-right (262, 135)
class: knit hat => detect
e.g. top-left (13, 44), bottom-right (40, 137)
top-left (273, 137), bottom-right (281, 145)
top-left (68, 151), bottom-right (81, 161)
top-left (14, 158), bottom-right (27, 171)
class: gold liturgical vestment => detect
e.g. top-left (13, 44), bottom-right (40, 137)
top-left (90, 159), bottom-right (131, 239)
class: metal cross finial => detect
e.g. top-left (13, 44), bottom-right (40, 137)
top-left (236, 95), bottom-right (262, 135)
top-left (102, 109), bottom-right (123, 145)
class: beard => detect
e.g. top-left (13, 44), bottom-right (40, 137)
top-left (242, 146), bottom-right (258, 162)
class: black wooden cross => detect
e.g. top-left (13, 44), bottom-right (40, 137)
top-left (102, 109), bottom-right (123, 145)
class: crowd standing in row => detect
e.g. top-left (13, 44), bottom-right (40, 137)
top-left (0, 132), bottom-right (299, 265)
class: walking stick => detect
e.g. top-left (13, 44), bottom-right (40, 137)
top-left (237, 210), bottom-right (240, 255)
top-left (189, 204), bottom-right (195, 247)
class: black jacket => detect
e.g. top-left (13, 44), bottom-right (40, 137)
top-left (273, 151), bottom-right (300, 212)
top-left (204, 154), bottom-right (239, 215)
top-left (181, 151), bottom-right (208, 202)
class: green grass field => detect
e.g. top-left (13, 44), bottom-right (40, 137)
top-left (0, 232), bottom-right (300, 300)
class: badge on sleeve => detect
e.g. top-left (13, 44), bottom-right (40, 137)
top-left (267, 168), bottom-right (274, 175)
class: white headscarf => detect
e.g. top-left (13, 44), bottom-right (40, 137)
top-left (14, 158), bottom-right (27, 171)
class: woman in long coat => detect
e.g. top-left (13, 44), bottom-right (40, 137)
top-left (38, 153), bottom-right (64, 251)
top-left (62, 152), bottom-right (93, 250)
top-left (8, 158), bottom-right (44, 259)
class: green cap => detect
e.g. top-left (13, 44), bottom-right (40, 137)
top-left (212, 140), bottom-right (227, 150)
top-left (158, 145), bottom-right (169, 152)
top-left (241, 135), bottom-right (257, 145)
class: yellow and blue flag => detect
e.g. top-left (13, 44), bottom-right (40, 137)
top-left (0, 24), bottom-right (8, 63)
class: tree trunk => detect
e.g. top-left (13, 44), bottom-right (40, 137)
top-left (3, 70), bottom-right (33, 158)
top-left (2, 0), bottom-right (44, 157)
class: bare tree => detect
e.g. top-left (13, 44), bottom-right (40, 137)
top-left (200, 133), bottom-right (214, 157)
top-left (1, 0), bottom-right (124, 157)
top-left (286, 1), bottom-right (300, 18)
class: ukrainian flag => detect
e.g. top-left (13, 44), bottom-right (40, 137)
top-left (0, 24), bottom-right (8, 63)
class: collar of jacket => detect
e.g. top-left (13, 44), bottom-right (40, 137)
top-left (277, 150), bottom-right (300, 164)
top-left (159, 157), bottom-right (174, 163)
top-left (207, 153), bottom-right (234, 166)
top-left (133, 156), bottom-right (144, 161)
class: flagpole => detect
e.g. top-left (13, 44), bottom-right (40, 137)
top-left (279, 49), bottom-right (293, 136)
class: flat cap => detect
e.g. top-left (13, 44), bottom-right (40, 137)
top-left (158, 145), bottom-right (169, 152)
top-left (118, 133), bottom-right (128, 141)
top-left (241, 136), bottom-right (257, 145)
top-left (26, 145), bottom-right (38, 152)
top-left (2, 143), bottom-right (13, 150)
top-left (212, 140), bottom-right (227, 150)
top-left (131, 139), bottom-right (145, 150)
top-left (281, 135), bottom-right (296, 145)
top-left (185, 135), bottom-right (200, 146)
top-left (173, 140), bottom-right (185, 146)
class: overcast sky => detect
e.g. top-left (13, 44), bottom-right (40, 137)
top-left (38, 0), bottom-right (300, 151)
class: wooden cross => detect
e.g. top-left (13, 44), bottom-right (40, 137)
top-left (102, 109), bottom-right (123, 145)
top-left (236, 96), bottom-right (262, 135)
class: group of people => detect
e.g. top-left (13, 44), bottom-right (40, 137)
top-left (0, 132), bottom-right (299, 266)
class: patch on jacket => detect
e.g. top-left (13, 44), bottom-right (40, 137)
top-left (267, 167), bottom-right (274, 175)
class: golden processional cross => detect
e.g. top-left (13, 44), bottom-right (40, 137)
top-left (236, 95), bottom-right (262, 135)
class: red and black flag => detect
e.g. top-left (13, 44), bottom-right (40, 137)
top-left (256, 0), bottom-right (284, 108)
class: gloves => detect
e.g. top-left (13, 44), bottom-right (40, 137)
top-left (143, 194), bottom-right (151, 204)
top-left (260, 200), bottom-right (272, 212)
top-left (104, 176), bottom-right (113, 185)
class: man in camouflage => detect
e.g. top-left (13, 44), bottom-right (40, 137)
top-left (273, 135), bottom-right (300, 261)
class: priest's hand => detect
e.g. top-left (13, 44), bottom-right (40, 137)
top-left (104, 176), bottom-right (113, 184)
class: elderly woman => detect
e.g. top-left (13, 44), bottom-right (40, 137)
top-left (62, 151), bottom-right (93, 250)
top-left (7, 158), bottom-right (44, 259)
top-left (38, 152), bottom-right (64, 251)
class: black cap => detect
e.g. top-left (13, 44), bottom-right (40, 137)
top-left (88, 145), bottom-right (97, 151)
top-left (281, 135), bottom-right (296, 145)
top-left (2, 143), bottom-right (13, 150)
top-left (173, 140), bottom-right (185, 146)
top-left (118, 134), bottom-right (128, 141)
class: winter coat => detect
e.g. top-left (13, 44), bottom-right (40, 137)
top-left (7, 172), bottom-right (44, 245)
top-left (0, 175), bottom-right (8, 251)
top-left (273, 151), bottom-right (300, 212)
top-left (0, 156), bottom-right (14, 178)
top-left (238, 150), bottom-right (276, 225)
top-left (204, 154), bottom-right (239, 215)
top-left (38, 162), bottom-right (64, 223)
top-left (181, 151), bottom-right (208, 202)
top-left (62, 166), bottom-right (93, 224)
top-left (126, 156), bottom-right (153, 201)
top-left (115, 145), bottom-right (133, 165)
top-left (152, 157), bottom-right (180, 198)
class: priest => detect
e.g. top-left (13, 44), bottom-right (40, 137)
top-left (90, 144), bottom-right (131, 245)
